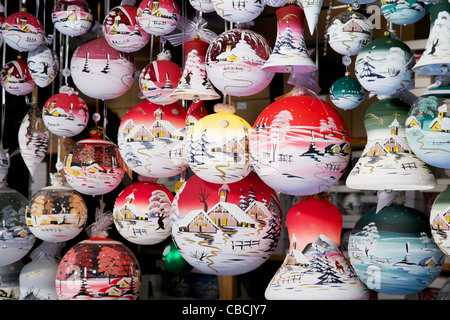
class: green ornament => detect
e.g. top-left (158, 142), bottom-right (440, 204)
top-left (162, 242), bottom-right (193, 275)
top-left (330, 73), bottom-right (365, 110)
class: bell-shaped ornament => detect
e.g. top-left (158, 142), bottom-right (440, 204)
top-left (346, 97), bottom-right (436, 190)
top-left (265, 194), bottom-right (369, 300)
top-left (412, 2), bottom-right (450, 76)
top-left (261, 4), bottom-right (317, 74)
top-left (170, 35), bottom-right (220, 102)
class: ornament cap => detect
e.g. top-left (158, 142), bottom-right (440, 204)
top-left (214, 103), bottom-right (236, 114)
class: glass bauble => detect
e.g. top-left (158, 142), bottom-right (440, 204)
top-left (52, 0), bottom-right (93, 37)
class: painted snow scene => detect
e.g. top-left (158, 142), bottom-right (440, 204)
top-left (18, 105), bottom-right (49, 177)
top-left (327, 9), bottom-right (373, 56)
top-left (212, 0), bottom-right (265, 23)
top-left (0, 59), bottom-right (36, 96)
top-left (52, 2), bottom-right (93, 37)
top-left (136, 0), bottom-right (180, 36)
top-left (70, 37), bottom-right (135, 100)
top-left (117, 101), bottom-right (188, 179)
top-left (329, 75), bottom-right (365, 111)
top-left (261, 5), bottom-right (317, 73)
top-left (27, 46), bottom-right (59, 88)
top-left (354, 36), bottom-right (414, 96)
top-left (346, 98), bottom-right (436, 190)
top-left (349, 204), bottom-right (444, 295)
top-left (113, 181), bottom-right (174, 245)
top-left (103, 5), bottom-right (150, 53)
top-left (249, 95), bottom-right (351, 196)
top-left (25, 186), bottom-right (87, 243)
top-left (170, 172), bottom-right (283, 275)
top-left (205, 28), bottom-right (274, 97)
top-left (405, 92), bottom-right (450, 169)
top-left (381, 0), bottom-right (429, 25)
top-left (430, 186), bottom-right (450, 256)
top-left (186, 107), bottom-right (252, 184)
top-left (0, 186), bottom-right (36, 267)
top-left (42, 89), bottom-right (89, 137)
top-left (1, 12), bottom-right (44, 52)
top-left (63, 137), bottom-right (125, 196)
top-left (56, 238), bottom-right (141, 300)
top-left (265, 234), bottom-right (368, 300)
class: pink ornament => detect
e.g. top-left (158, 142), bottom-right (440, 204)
top-left (52, 0), bottom-right (93, 37)
top-left (70, 37), bottom-right (135, 100)
top-left (249, 94), bottom-right (351, 196)
top-left (42, 86), bottom-right (89, 137)
top-left (56, 237), bottom-right (140, 300)
top-left (136, 0), bottom-right (180, 36)
top-left (139, 51), bottom-right (182, 105)
top-left (206, 28), bottom-right (274, 97)
top-left (0, 57), bottom-right (36, 96)
top-left (18, 104), bottom-right (49, 177)
top-left (171, 171), bottom-right (283, 275)
top-left (1, 9), bottom-right (44, 52)
top-left (117, 101), bottom-right (188, 178)
top-left (63, 136), bottom-right (125, 196)
top-left (103, 4), bottom-right (150, 53)
top-left (113, 181), bottom-right (174, 245)
top-left (211, 0), bottom-right (265, 23)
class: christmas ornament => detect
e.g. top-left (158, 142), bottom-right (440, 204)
top-left (113, 180), bottom-right (174, 245)
top-left (103, 4), bottom-right (150, 53)
top-left (298, 0), bottom-right (323, 35)
top-left (27, 45), bottom-right (59, 88)
top-left (329, 72), bottom-right (365, 110)
top-left (0, 148), bottom-right (9, 184)
top-left (249, 93), bottom-right (351, 196)
top-left (381, 0), bottom-right (430, 26)
top-left (265, 0), bottom-right (290, 6)
top-left (26, 173), bottom-right (87, 243)
top-left (139, 50), bottom-right (182, 105)
top-left (56, 211), bottom-right (141, 300)
top-left (0, 2), bottom-right (5, 49)
top-left (261, 4), bottom-right (317, 74)
top-left (19, 242), bottom-right (63, 300)
top-left (171, 35), bottom-right (220, 102)
top-left (346, 98), bottom-right (436, 191)
top-left (326, 7), bottom-right (373, 57)
top-left (405, 86), bottom-right (450, 169)
top-left (354, 31), bottom-right (415, 96)
top-left (63, 135), bottom-right (125, 196)
top-left (117, 100), bottom-right (188, 179)
top-left (430, 186), bottom-right (450, 256)
top-left (136, 0), bottom-right (180, 36)
top-left (70, 37), bottom-right (136, 100)
top-left (162, 242), bottom-right (192, 275)
top-left (189, 0), bottom-right (215, 13)
top-left (18, 103), bottom-right (50, 177)
top-left (265, 195), bottom-right (369, 300)
top-left (170, 171), bottom-right (283, 275)
top-left (52, 0), bottom-right (93, 37)
top-left (0, 57), bottom-right (36, 96)
top-left (0, 261), bottom-right (22, 300)
top-left (185, 99), bottom-right (208, 133)
top-left (42, 86), bottom-right (89, 137)
top-left (349, 202), bottom-right (444, 295)
top-left (0, 184), bottom-right (36, 267)
top-left (211, 0), bottom-right (265, 23)
top-left (205, 27), bottom-right (274, 97)
top-left (186, 103), bottom-right (252, 184)
top-left (412, 2), bottom-right (450, 76)
top-left (1, 7), bottom-right (44, 52)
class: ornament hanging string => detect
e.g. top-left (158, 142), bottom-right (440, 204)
top-left (165, 15), bottom-right (217, 46)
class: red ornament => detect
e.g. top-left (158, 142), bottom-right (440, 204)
top-left (2, 10), bottom-right (44, 52)
top-left (136, 0), bottom-right (180, 36)
top-left (0, 57), bottom-right (36, 96)
top-left (249, 94), bottom-right (351, 196)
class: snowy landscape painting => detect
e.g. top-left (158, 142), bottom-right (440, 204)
top-left (56, 238), bottom-right (140, 300)
top-left (349, 205), bottom-right (444, 295)
top-left (265, 234), bottom-right (369, 300)
top-left (381, 0), bottom-right (429, 25)
top-left (52, 6), bottom-right (92, 37)
top-left (249, 96), bottom-right (351, 196)
top-left (171, 172), bottom-right (283, 275)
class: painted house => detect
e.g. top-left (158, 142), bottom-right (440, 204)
top-left (178, 210), bottom-right (219, 233)
top-left (384, 137), bottom-right (406, 153)
top-left (131, 125), bottom-right (153, 142)
top-left (222, 137), bottom-right (245, 155)
top-left (208, 202), bottom-right (255, 228)
top-left (405, 115), bottom-right (421, 128)
top-left (98, 286), bottom-right (121, 297)
top-left (342, 19), bottom-right (365, 33)
top-left (86, 163), bottom-right (107, 174)
top-left (285, 249), bottom-right (309, 267)
top-left (245, 201), bottom-right (268, 220)
top-left (110, 277), bottom-right (130, 289)
top-left (431, 214), bottom-right (450, 231)
top-left (429, 104), bottom-right (450, 132)
top-left (151, 121), bottom-right (172, 138)
top-left (366, 141), bottom-right (387, 157)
